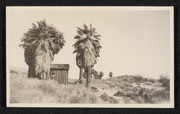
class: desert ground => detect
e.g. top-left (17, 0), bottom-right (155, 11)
top-left (10, 67), bottom-right (170, 104)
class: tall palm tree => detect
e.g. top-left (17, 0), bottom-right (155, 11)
top-left (19, 20), bottom-right (65, 79)
top-left (73, 24), bottom-right (102, 87)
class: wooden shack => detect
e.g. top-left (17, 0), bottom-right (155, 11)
top-left (50, 64), bottom-right (69, 84)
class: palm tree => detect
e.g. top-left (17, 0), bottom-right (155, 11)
top-left (19, 20), bottom-right (65, 79)
top-left (73, 24), bottom-right (102, 87)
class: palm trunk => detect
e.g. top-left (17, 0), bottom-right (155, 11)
top-left (86, 67), bottom-right (91, 88)
top-left (79, 67), bottom-right (83, 84)
top-left (41, 72), bottom-right (46, 80)
top-left (46, 73), bottom-right (50, 80)
top-left (28, 66), bottom-right (36, 78)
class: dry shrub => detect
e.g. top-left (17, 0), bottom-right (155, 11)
top-left (100, 93), bottom-right (118, 104)
top-left (114, 91), bottom-right (125, 96)
top-left (159, 74), bottom-right (170, 91)
top-left (133, 76), bottom-right (143, 83)
top-left (123, 97), bottom-right (132, 104)
top-left (148, 78), bottom-right (156, 83)
top-left (100, 93), bottom-right (109, 102)
top-left (37, 81), bottom-right (58, 95)
top-left (150, 90), bottom-right (170, 103)
top-left (145, 82), bottom-right (152, 85)
top-left (109, 96), bottom-right (119, 104)
top-left (91, 87), bottom-right (99, 92)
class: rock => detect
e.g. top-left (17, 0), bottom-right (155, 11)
top-left (91, 87), bottom-right (99, 92)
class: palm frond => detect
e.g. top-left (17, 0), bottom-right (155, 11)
top-left (83, 24), bottom-right (88, 30)
top-left (20, 20), bottom-right (65, 54)
top-left (74, 35), bottom-right (81, 39)
top-left (77, 27), bottom-right (84, 36)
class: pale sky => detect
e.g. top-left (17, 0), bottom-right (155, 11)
top-left (6, 7), bottom-right (173, 79)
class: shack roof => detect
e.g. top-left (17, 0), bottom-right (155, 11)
top-left (50, 64), bottom-right (69, 70)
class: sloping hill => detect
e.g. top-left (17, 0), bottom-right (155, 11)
top-left (10, 67), bottom-right (170, 104)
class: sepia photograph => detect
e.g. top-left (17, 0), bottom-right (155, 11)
top-left (6, 6), bottom-right (174, 108)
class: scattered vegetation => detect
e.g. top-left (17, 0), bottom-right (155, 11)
top-left (10, 68), bottom-right (170, 104)
top-left (114, 87), bottom-right (170, 104)
top-left (92, 75), bottom-right (170, 104)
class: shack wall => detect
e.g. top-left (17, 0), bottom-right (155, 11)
top-left (50, 69), bottom-right (68, 84)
